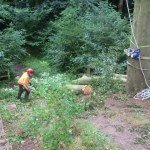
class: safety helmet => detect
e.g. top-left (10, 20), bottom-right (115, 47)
top-left (26, 68), bottom-right (34, 75)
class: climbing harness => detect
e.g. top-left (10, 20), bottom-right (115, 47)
top-left (124, 48), bottom-right (140, 59)
top-left (125, 0), bottom-right (150, 100)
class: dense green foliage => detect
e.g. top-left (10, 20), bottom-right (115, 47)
top-left (23, 57), bottom-right (54, 76)
top-left (0, 0), bottom-right (129, 76)
top-left (44, 1), bottom-right (129, 73)
top-left (26, 73), bottom-right (83, 149)
top-left (0, 27), bottom-right (26, 74)
top-left (0, 0), bottom-right (134, 149)
top-left (0, 0), bottom-right (69, 75)
top-left (0, 4), bottom-right (26, 74)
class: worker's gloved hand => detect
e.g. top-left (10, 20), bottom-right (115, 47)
top-left (26, 88), bottom-right (30, 94)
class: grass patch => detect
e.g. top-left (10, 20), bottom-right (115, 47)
top-left (0, 98), bottom-right (35, 148)
top-left (0, 58), bottom-right (128, 149)
top-left (113, 94), bottom-right (128, 101)
top-left (70, 120), bottom-right (120, 150)
top-left (92, 77), bottom-right (126, 96)
top-left (126, 112), bottom-right (150, 126)
top-left (130, 124), bottom-right (150, 144)
top-left (102, 111), bottom-right (116, 118)
top-left (23, 57), bottom-right (57, 76)
top-left (126, 104), bottom-right (143, 109)
top-left (114, 125), bottom-right (125, 132)
top-left (135, 112), bottom-right (149, 122)
top-left (90, 76), bottom-right (126, 109)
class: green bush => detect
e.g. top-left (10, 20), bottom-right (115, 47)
top-left (0, 87), bottom-right (17, 99)
top-left (0, 4), bottom-right (15, 24)
top-left (92, 76), bottom-right (126, 96)
top-left (0, 27), bottom-right (26, 75)
top-left (74, 120), bottom-right (119, 150)
top-left (0, 71), bottom-right (121, 149)
top-left (23, 57), bottom-right (55, 76)
top-left (44, 1), bottom-right (129, 73)
top-left (23, 73), bottom-right (83, 149)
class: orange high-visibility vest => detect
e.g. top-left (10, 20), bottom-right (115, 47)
top-left (18, 72), bottom-right (29, 86)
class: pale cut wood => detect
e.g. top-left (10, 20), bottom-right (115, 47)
top-left (72, 74), bottom-right (126, 85)
top-left (66, 85), bottom-right (87, 94)
top-left (72, 75), bottom-right (99, 85)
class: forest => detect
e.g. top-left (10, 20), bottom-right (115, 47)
top-left (0, 0), bottom-right (150, 150)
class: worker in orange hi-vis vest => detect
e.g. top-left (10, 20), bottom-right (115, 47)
top-left (17, 68), bottom-right (34, 100)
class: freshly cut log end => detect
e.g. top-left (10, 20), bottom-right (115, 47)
top-left (82, 85), bottom-right (92, 95)
top-left (66, 84), bottom-right (92, 95)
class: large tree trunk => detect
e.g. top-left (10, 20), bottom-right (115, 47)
top-left (127, 0), bottom-right (150, 95)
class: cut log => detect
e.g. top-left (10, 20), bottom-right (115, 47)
top-left (67, 74), bottom-right (127, 94)
top-left (66, 85), bottom-right (86, 93)
top-left (72, 75), bottom-right (99, 85)
top-left (66, 85), bottom-right (92, 95)
top-left (113, 76), bottom-right (127, 83)
top-left (113, 74), bottom-right (127, 83)
top-left (72, 74), bottom-right (127, 85)
top-left (114, 74), bottom-right (127, 79)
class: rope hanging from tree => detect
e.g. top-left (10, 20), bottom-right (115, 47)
top-left (125, 0), bottom-right (150, 100)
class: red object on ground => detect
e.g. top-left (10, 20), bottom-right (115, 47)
top-left (82, 85), bottom-right (92, 95)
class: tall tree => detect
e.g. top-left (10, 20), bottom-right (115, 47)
top-left (118, 0), bottom-right (124, 12)
top-left (127, 0), bottom-right (150, 94)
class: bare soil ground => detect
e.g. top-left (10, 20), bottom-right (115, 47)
top-left (17, 137), bottom-right (40, 150)
top-left (89, 97), bottom-right (150, 150)
top-left (0, 119), bottom-right (12, 150)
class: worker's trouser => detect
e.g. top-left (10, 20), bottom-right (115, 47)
top-left (17, 85), bottom-right (29, 100)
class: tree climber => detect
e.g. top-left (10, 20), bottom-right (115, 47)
top-left (17, 68), bottom-right (34, 100)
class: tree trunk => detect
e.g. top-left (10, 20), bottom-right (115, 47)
top-left (118, 0), bottom-right (124, 12)
top-left (127, 0), bottom-right (150, 95)
top-left (86, 66), bottom-right (91, 77)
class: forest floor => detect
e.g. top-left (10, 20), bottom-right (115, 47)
top-left (1, 64), bottom-right (150, 150)
top-left (88, 96), bottom-right (150, 150)
top-left (1, 95), bottom-right (150, 150)
top-left (0, 119), bottom-right (12, 150)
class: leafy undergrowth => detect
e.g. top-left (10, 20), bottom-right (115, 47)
top-left (68, 120), bottom-right (120, 150)
top-left (0, 70), bottom-right (122, 150)
top-left (0, 57), bottom-right (127, 149)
